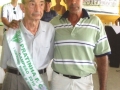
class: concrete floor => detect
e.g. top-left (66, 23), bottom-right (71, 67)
top-left (93, 67), bottom-right (120, 90)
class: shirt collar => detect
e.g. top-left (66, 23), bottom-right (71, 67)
top-left (60, 8), bottom-right (90, 19)
top-left (20, 20), bottom-right (45, 35)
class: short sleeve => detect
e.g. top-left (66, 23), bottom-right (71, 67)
top-left (1, 4), bottom-right (8, 18)
top-left (94, 18), bottom-right (111, 57)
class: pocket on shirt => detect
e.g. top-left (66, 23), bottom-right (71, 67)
top-left (40, 44), bottom-right (50, 54)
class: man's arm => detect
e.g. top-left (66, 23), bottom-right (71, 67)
top-left (96, 55), bottom-right (109, 90)
top-left (2, 17), bottom-right (10, 28)
top-left (2, 17), bottom-right (20, 29)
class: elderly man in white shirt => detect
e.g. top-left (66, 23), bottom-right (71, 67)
top-left (0, 0), bottom-right (55, 90)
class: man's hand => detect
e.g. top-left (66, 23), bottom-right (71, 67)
top-left (8, 20), bottom-right (20, 29)
top-left (2, 17), bottom-right (20, 30)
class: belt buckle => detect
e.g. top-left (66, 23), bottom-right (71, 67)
top-left (39, 68), bottom-right (46, 74)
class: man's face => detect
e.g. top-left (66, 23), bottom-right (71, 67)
top-left (22, 0), bottom-right (45, 20)
top-left (65, 0), bottom-right (83, 14)
top-left (45, 2), bottom-right (51, 11)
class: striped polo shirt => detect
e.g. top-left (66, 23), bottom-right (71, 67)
top-left (50, 9), bottom-right (111, 77)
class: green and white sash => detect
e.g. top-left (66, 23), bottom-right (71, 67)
top-left (6, 29), bottom-right (47, 90)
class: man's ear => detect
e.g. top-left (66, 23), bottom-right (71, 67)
top-left (20, 3), bottom-right (25, 13)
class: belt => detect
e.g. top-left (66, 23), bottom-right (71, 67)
top-left (7, 67), bottom-right (46, 75)
top-left (54, 71), bottom-right (81, 79)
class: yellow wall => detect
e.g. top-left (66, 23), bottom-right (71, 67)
top-left (95, 14), bottom-right (120, 25)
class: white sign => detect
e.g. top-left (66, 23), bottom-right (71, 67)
top-left (83, 0), bottom-right (119, 15)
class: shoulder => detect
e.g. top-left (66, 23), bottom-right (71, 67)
top-left (16, 4), bottom-right (22, 11)
top-left (5, 28), bottom-right (19, 41)
top-left (40, 20), bottom-right (52, 25)
top-left (17, 3), bottom-right (22, 8)
top-left (40, 21), bottom-right (54, 30)
top-left (6, 28), bottom-right (18, 35)
top-left (50, 10), bottom-right (56, 13)
top-left (50, 10), bottom-right (57, 15)
top-left (40, 21), bottom-right (55, 34)
top-left (88, 15), bottom-right (102, 23)
top-left (88, 15), bottom-right (103, 24)
top-left (50, 15), bottom-right (61, 25)
top-left (89, 15), bottom-right (100, 20)
top-left (3, 3), bottom-right (11, 8)
top-left (18, 3), bottom-right (21, 5)
top-left (2, 3), bottom-right (11, 12)
top-left (88, 15), bottom-right (104, 30)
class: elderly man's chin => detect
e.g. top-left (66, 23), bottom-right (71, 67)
top-left (32, 16), bottom-right (43, 21)
top-left (70, 10), bottom-right (80, 14)
top-left (69, 8), bottom-right (80, 14)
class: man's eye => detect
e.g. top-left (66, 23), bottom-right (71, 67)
top-left (40, 4), bottom-right (43, 6)
top-left (31, 3), bottom-right (35, 6)
top-left (29, 2), bottom-right (35, 6)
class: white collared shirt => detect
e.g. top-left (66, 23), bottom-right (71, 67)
top-left (0, 20), bottom-right (55, 70)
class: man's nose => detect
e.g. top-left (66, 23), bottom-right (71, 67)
top-left (71, 0), bottom-right (76, 4)
top-left (34, 4), bottom-right (41, 11)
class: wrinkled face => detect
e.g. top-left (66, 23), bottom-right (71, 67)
top-left (65, 0), bottom-right (83, 14)
top-left (21, 0), bottom-right (45, 20)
